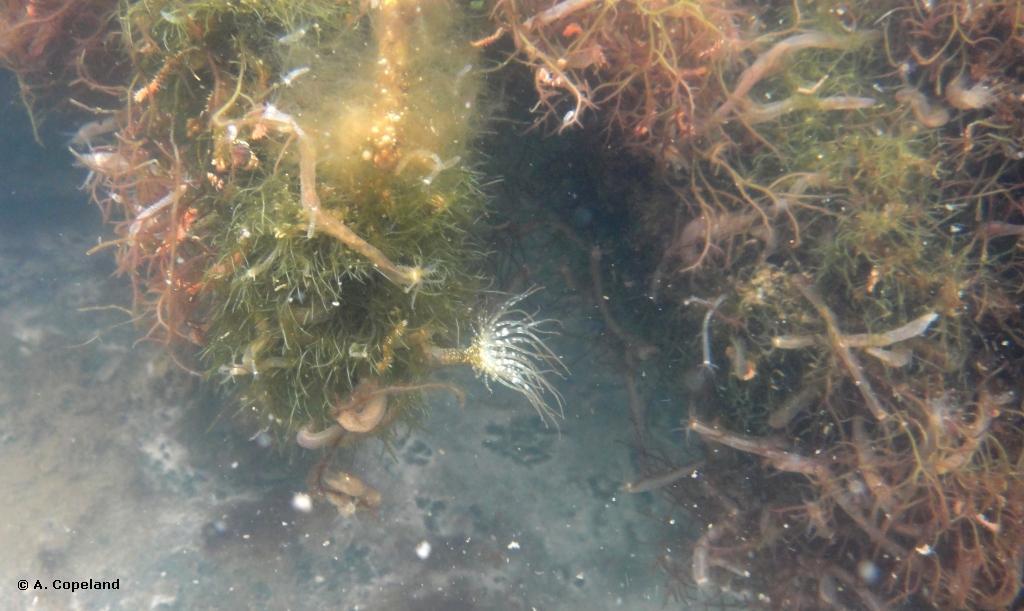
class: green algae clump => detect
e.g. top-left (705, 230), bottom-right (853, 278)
top-left (40, 0), bottom-right (571, 513)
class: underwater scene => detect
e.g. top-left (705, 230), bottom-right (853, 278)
top-left (1, 0), bottom-right (1022, 609)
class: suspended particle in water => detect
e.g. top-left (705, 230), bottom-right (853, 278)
top-left (857, 559), bottom-right (879, 584)
top-left (292, 492), bottom-right (313, 513)
top-left (415, 540), bottom-right (432, 560)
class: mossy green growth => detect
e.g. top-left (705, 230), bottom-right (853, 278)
top-left (200, 165), bottom-right (484, 436)
top-left (723, 12), bottom-right (966, 330)
top-left (637, 0), bottom-right (992, 435)
top-left (114, 0), bottom-right (489, 439)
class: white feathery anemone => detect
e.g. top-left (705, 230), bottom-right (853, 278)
top-left (436, 287), bottom-right (567, 425)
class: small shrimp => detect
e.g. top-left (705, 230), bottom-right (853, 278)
top-left (946, 75), bottom-right (994, 110)
top-left (69, 147), bottom-right (134, 190)
top-left (69, 148), bottom-right (131, 175)
top-left (69, 117), bottom-right (118, 148)
top-left (277, 27), bottom-right (308, 45)
top-left (128, 183), bottom-right (188, 238)
top-left (280, 66), bottom-right (310, 86)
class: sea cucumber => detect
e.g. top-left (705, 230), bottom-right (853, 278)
top-left (296, 423), bottom-right (344, 449)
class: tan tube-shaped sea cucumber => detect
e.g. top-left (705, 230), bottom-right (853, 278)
top-left (707, 30), bottom-right (878, 129)
top-left (793, 275), bottom-right (888, 421)
top-left (771, 334), bottom-right (817, 349)
top-left (692, 524), bottom-right (723, 588)
top-left (768, 383), bottom-right (821, 429)
top-left (241, 104), bottom-right (424, 290)
top-left (895, 88), bottom-right (950, 128)
top-left (326, 471), bottom-right (370, 498)
top-left (296, 423), bottom-right (345, 449)
top-left (336, 391), bottom-right (388, 433)
top-left (841, 311), bottom-right (938, 347)
top-left (740, 95), bottom-right (876, 124)
top-left (621, 465), bottom-right (694, 493)
top-left (690, 418), bottom-right (828, 477)
top-left (863, 346), bottom-right (911, 368)
top-left (324, 471), bottom-right (382, 509)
